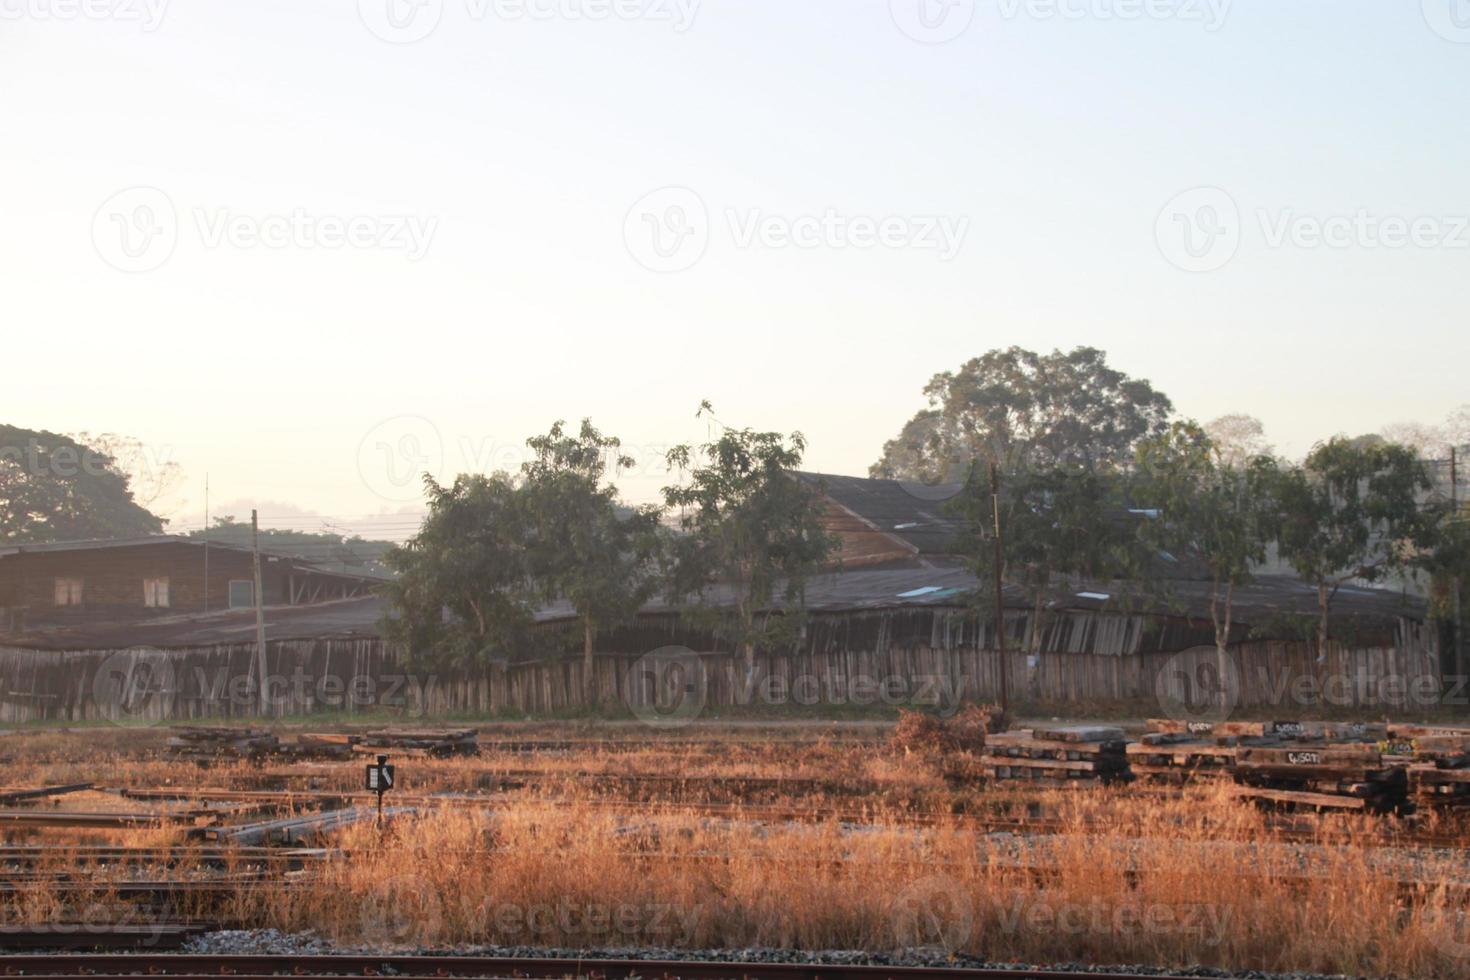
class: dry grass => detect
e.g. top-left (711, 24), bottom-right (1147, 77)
top-left (5, 727), bottom-right (1470, 976)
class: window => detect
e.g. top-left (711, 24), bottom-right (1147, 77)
top-left (228, 580), bottom-right (254, 609)
top-left (144, 577), bottom-right (170, 608)
top-left (54, 577), bottom-right (83, 606)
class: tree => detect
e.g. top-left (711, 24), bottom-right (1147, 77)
top-left (663, 406), bottom-right (835, 671)
top-left (1271, 438), bottom-right (1433, 662)
top-left (950, 458), bottom-right (1150, 698)
top-left (1380, 421), bottom-right (1449, 459)
top-left (381, 473), bottom-right (535, 666)
top-left (0, 425), bottom-right (164, 543)
top-left (1203, 413), bottom-right (1273, 469)
top-left (1134, 421), bottom-right (1275, 680)
top-left (69, 431), bottom-right (184, 516)
top-left (520, 420), bottom-right (663, 700)
top-left (1421, 499), bottom-right (1470, 676)
top-left (186, 518), bottom-right (394, 577)
top-left (1447, 405), bottom-right (1470, 450)
top-left (872, 347), bottom-right (1173, 481)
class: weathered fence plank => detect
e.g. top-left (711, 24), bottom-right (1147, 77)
top-left (0, 609), bottom-right (1440, 723)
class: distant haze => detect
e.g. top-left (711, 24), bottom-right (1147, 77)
top-left (3, 1), bottom-right (1465, 531)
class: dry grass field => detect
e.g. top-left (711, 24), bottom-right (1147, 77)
top-left (4, 723), bottom-right (1470, 977)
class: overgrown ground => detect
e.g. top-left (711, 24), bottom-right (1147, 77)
top-left (4, 723), bottom-right (1470, 977)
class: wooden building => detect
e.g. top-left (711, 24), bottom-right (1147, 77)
top-left (0, 536), bottom-right (380, 629)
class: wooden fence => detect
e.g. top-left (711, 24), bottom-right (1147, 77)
top-left (0, 607), bottom-right (1444, 724)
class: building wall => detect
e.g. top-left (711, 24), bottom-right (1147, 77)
top-left (0, 546), bottom-right (292, 615)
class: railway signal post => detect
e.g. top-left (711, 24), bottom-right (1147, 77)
top-left (365, 754), bottom-right (395, 827)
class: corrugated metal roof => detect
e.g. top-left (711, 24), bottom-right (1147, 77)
top-left (0, 534), bottom-right (386, 581)
top-left (799, 471), bottom-right (965, 555)
top-left (1, 562), bottom-right (1427, 650)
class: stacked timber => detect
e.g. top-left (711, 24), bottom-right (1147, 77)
top-left (1196, 720), bottom-right (1386, 741)
top-left (276, 734), bottom-right (354, 760)
top-left (1231, 741), bottom-right (1406, 813)
top-left (1130, 719), bottom-right (1389, 786)
top-left (1127, 720), bottom-right (1240, 782)
top-left (166, 726), bottom-right (279, 760)
top-left (981, 725), bottom-right (1129, 785)
top-left (352, 728), bottom-right (479, 757)
top-left (1386, 724), bottom-right (1470, 807)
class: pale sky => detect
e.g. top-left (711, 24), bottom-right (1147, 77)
top-left (2, 0), bottom-right (1467, 538)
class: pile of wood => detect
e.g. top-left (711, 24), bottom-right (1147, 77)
top-left (278, 733), bottom-right (356, 760)
top-left (166, 727), bottom-right (479, 762)
top-left (302, 728), bottom-right (480, 758)
top-left (1168, 720), bottom-right (1403, 812)
top-left (1387, 724), bottom-right (1470, 807)
top-left (981, 725), bottom-right (1130, 786)
top-left (1231, 742), bottom-right (1405, 812)
top-left (1123, 719), bottom-right (1387, 799)
top-left (1127, 720), bottom-right (1239, 782)
top-left (166, 727), bottom-right (279, 760)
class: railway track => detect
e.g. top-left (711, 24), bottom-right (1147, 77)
top-left (0, 953), bottom-right (1204, 980)
top-left (100, 785), bottom-right (1470, 850)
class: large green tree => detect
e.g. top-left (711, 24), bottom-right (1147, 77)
top-left (1272, 438), bottom-right (1433, 661)
top-left (0, 425), bottom-right (164, 543)
top-left (382, 473), bottom-right (535, 666)
top-left (520, 419), bottom-right (663, 699)
top-left (1134, 421), bottom-right (1276, 679)
top-left (872, 347), bottom-right (1174, 482)
top-left (663, 406), bottom-right (835, 670)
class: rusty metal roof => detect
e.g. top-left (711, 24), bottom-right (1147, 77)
top-left (1, 563), bottom-right (1427, 651)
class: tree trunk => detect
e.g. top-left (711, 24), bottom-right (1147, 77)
top-left (1210, 579), bottom-right (1234, 709)
top-left (1027, 589), bottom-right (1045, 701)
top-left (737, 595), bottom-right (756, 675)
top-left (582, 619), bottom-right (596, 706)
top-left (468, 597), bottom-right (486, 639)
top-left (1317, 581), bottom-right (1331, 665)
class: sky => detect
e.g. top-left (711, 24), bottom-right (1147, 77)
top-left (2, 0), bottom-right (1467, 539)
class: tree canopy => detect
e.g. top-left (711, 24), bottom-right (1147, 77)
top-left (949, 457), bottom-right (1151, 698)
top-left (663, 406), bottom-right (835, 668)
top-left (872, 347), bottom-right (1174, 482)
top-left (382, 473), bottom-right (536, 666)
top-left (0, 425), bottom-right (164, 544)
top-left (1134, 420), bottom-right (1277, 671)
top-left (520, 419), bottom-right (664, 696)
top-left (1271, 438), bottom-right (1434, 659)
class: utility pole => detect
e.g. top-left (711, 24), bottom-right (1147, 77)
top-left (202, 475), bottom-right (209, 612)
top-left (252, 509), bottom-right (268, 717)
top-left (1454, 447), bottom-right (1464, 682)
top-left (990, 460), bottom-right (1009, 712)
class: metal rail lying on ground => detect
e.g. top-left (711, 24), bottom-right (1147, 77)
top-left (0, 953), bottom-right (1206, 979)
